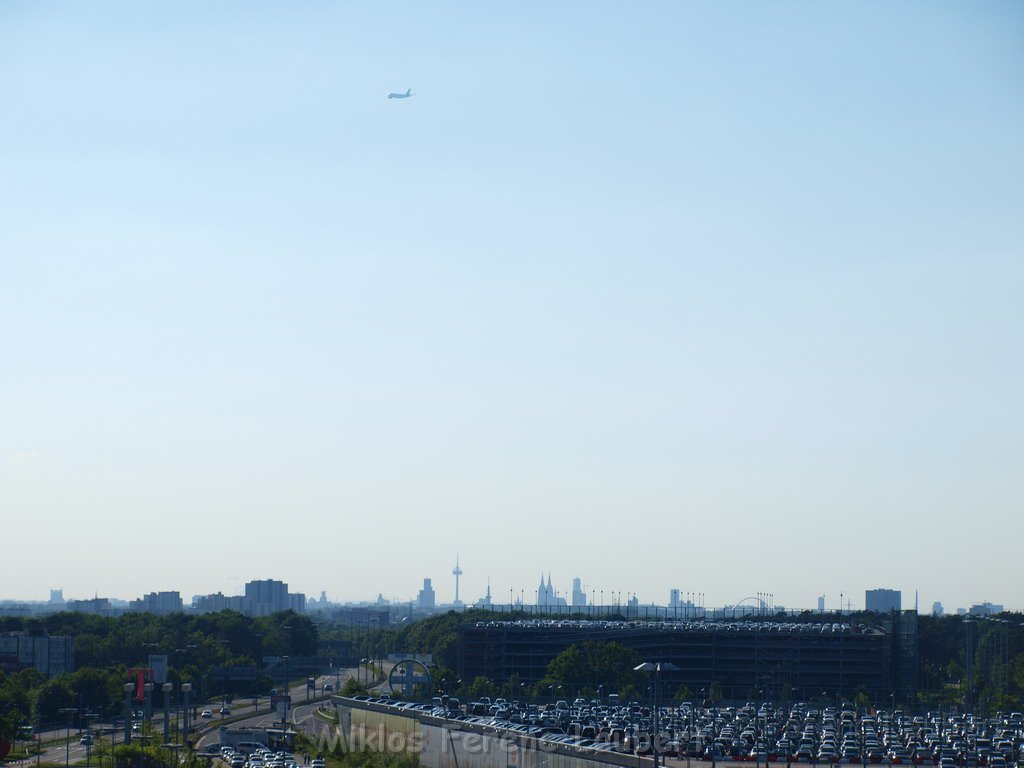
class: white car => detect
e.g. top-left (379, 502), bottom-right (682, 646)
top-left (201, 710), bottom-right (214, 719)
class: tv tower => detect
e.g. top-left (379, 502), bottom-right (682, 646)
top-left (452, 556), bottom-right (463, 606)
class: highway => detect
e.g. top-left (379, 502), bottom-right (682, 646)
top-left (8, 669), bottom-right (371, 767)
top-left (196, 667), bottom-right (382, 757)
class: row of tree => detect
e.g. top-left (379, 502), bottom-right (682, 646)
top-left (0, 610), bottom-right (318, 740)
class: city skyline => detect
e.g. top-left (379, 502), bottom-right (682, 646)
top-left (1, 570), bottom-right (1016, 616)
top-left (2, 3), bottom-right (1022, 610)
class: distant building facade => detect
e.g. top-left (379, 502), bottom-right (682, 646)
top-left (245, 579), bottom-right (290, 615)
top-left (865, 589), bottom-right (902, 613)
top-left (571, 578), bottom-right (586, 608)
top-left (192, 592), bottom-right (248, 613)
top-left (0, 632), bottom-right (75, 677)
top-left (191, 580), bottom-right (305, 617)
top-left (418, 579), bottom-right (436, 610)
top-left (66, 597), bottom-right (116, 615)
top-left (129, 591), bottom-right (183, 614)
top-left (969, 602), bottom-right (1004, 616)
top-left (459, 617), bottom-right (917, 700)
top-left (932, 602), bottom-right (944, 616)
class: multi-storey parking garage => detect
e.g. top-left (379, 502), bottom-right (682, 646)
top-left (458, 617), bottom-right (918, 700)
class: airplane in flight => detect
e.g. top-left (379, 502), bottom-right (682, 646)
top-left (387, 88), bottom-right (413, 99)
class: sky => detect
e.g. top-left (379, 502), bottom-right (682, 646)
top-left (1, 2), bottom-right (1022, 613)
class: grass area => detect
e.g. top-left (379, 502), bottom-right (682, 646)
top-left (313, 709), bottom-right (339, 725)
top-left (293, 731), bottom-right (418, 768)
top-left (357, 664), bottom-right (386, 686)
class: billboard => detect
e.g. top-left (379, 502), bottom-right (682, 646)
top-left (148, 655), bottom-right (168, 684)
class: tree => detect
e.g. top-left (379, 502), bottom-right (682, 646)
top-left (539, 641), bottom-right (644, 698)
top-left (340, 678), bottom-right (368, 697)
top-left (673, 684), bottom-right (694, 705)
top-left (709, 682), bottom-right (723, 703)
top-left (464, 676), bottom-right (498, 701)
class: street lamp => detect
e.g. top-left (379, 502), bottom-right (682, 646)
top-left (79, 710), bottom-right (97, 768)
top-left (278, 660), bottom-right (290, 727)
top-left (122, 683), bottom-right (135, 745)
top-left (59, 707), bottom-right (77, 768)
top-left (180, 683), bottom-right (192, 748)
top-left (143, 682), bottom-right (153, 726)
top-left (160, 683), bottom-right (173, 744)
top-left (635, 662), bottom-right (681, 768)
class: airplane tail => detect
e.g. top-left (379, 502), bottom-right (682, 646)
top-left (406, 89), bottom-right (411, 96)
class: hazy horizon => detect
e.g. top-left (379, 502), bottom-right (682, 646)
top-left (2, 2), bottom-right (1022, 613)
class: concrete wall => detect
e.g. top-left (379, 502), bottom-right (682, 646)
top-left (334, 697), bottom-right (647, 768)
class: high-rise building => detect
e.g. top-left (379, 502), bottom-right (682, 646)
top-left (932, 602), bottom-right (944, 616)
top-left (865, 589), bottom-right (902, 613)
top-left (244, 579), bottom-right (304, 616)
top-left (192, 592), bottom-right (247, 613)
top-left (669, 589), bottom-right (681, 608)
top-left (417, 578), bottom-right (435, 610)
top-left (129, 591), bottom-right (183, 615)
top-left (0, 632), bottom-right (74, 677)
top-left (571, 578), bottom-right (587, 608)
top-left (66, 597), bottom-right (114, 615)
top-left (969, 602), bottom-right (1004, 616)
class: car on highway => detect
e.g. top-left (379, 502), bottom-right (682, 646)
top-left (201, 709), bottom-right (213, 719)
top-left (220, 706), bottom-right (231, 716)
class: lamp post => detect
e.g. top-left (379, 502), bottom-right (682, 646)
top-left (685, 700), bottom-right (692, 768)
top-left (180, 683), bottom-right (192, 749)
top-left (59, 708), bottom-right (77, 768)
top-left (162, 683), bottom-right (173, 744)
top-left (143, 682), bottom-right (154, 726)
top-left (122, 683), bottom-right (135, 745)
top-left (281, 656), bottom-right (290, 713)
top-left (635, 662), bottom-right (680, 768)
top-left (279, 660), bottom-right (289, 728)
top-left (80, 710), bottom-right (96, 768)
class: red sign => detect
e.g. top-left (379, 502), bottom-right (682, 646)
top-left (126, 668), bottom-right (156, 702)
top-left (0, 739), bottom-right (12, 759)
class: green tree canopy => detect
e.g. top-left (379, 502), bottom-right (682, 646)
top-left (539, 640), bottom-right (644, 696)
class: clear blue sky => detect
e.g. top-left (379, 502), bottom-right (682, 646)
top-left (1, 2), bottom-right (1022, 612)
